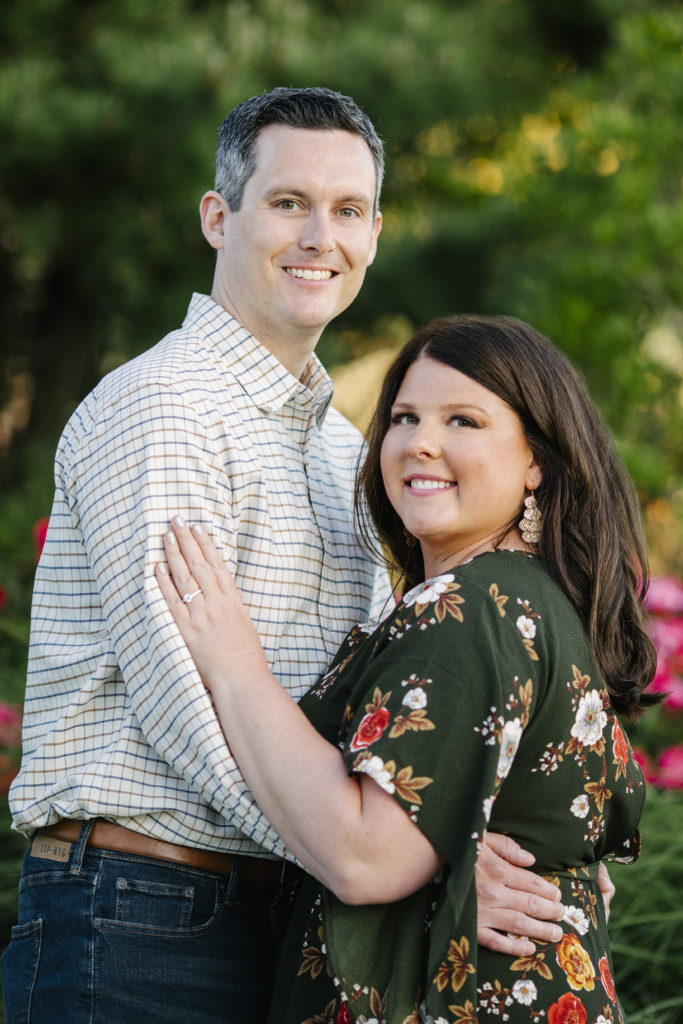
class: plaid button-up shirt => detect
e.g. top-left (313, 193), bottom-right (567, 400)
top-left (10, 293), bottom-right (391, 860)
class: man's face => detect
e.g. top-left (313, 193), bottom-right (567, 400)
top-left (211, 124), bottom-right (382, 364)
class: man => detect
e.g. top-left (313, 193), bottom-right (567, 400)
top-left (3, 88), bottom-right (566, 1024)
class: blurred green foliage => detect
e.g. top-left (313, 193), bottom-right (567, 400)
top-left (1, 2), bottom-right (682, 1019)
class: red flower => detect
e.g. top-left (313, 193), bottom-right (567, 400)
top-left (655, 745), bottom-right (683, 790)
top-left (0, 585), bottom-right (6, 611)
top-left (337, 1002), bottom-right (352, 1024)
top-left (548, 992), bottom-right (587, 1024)
top-left (349, 707), bottom-right (391, 751)
top-left (33, 516), bottom-right (50, 563)
top-left (0, 703), bottom-right (22, 747)
top-left (599, 956), bottom-right (616, 1003)
top-left (633, 747), bottom-right (657, 784)
top-left (611, 719), bottom-right (629, 768)
top-left (0, 753), bottom-right (19, 796)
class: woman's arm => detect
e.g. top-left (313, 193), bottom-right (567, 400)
top-left (157, 518), bottom-right (565, 948)
top-left (156, 518), bottom-right (440, 905)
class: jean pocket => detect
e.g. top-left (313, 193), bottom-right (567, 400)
top-left (1, 917), bottom-right (43, 1024)
top-left (111, 876), bottom-right (196, 929)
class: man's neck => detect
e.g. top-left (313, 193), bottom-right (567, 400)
top-left (210, 287), bottom-right (320, 381)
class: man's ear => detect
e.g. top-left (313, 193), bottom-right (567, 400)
top-left (366, 211), bottom-right (382, 267)
top-left (199, 191), bottom-right (229, 251)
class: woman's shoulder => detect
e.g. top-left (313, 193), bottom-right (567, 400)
top-left (454, 550), bottom-right (572, 609)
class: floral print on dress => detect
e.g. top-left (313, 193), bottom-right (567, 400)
top-left (278, 554), bottom-right (642, 1024)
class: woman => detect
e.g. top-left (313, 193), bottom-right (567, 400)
top-left (156, 316), bottom-right (657, 1023)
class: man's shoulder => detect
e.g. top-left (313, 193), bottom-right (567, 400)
top-left (318, 404), bottom-right (365, 451)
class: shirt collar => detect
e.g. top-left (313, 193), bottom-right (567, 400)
top-left (183, 293), bottom-right (334, 425)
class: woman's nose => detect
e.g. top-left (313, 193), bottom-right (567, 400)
top-left (405, 424), bottom-right (440, 459)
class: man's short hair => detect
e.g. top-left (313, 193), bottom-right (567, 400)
top-left (215, 86), bottom-right (384, 216)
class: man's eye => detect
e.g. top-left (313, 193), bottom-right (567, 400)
top-left (338, 207), bottom-right (358, 218)
top-left (277, 200), bottom-right (298, 210)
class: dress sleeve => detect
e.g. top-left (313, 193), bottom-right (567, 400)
top-left (322, 572), bottom-right (541, 1022)
top-left (342, 574), bottom-right (538, 866)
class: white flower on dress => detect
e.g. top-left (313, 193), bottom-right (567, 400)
top-left (511, 978), bottom-right (537, 1004)
top-left (355, 755), bottom-right (395, 794)
top-left (570, 794), bottom-right (590, 818)
top-left (402, 687), bottom-right (427, 710)
top-left (482, 796), bottom-right (495, 823)
top-left (515, 615), bottom-right (536, 639)
top-left (418, 1005), bottom-right (449, 1024)
top-left (403, 574), bottom-right (455, 607)
top-left (563, 905), bottom-right (590, 934)
top-left (496, 718), bottom-right (523, 780)
top-left (571, 690), bottom-right (607, 747)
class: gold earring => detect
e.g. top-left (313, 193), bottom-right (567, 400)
top-left (403, 527), bottom-right (416, 548)
top-left (519, 492), bottom-right (541, 545)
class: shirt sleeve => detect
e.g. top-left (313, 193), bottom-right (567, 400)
top-left (56, 377), bottom-right (289, 856)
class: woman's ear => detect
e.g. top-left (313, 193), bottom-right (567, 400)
top-left (525, 460), bottom-right (543, 492)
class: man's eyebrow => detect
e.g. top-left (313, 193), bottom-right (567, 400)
top-left (261, 186), bottom-right (373, 206)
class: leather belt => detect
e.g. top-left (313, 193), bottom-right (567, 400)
top-left (35, 819), bottom-right (284, 887)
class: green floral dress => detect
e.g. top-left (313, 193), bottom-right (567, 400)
top-left (267, 551), bottom-right (644, 1024)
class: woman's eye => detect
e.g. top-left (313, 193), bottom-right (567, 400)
top-left (390, 412), bottom-right (417, 425)
top-left (451, 415), bottom-right (477, 428)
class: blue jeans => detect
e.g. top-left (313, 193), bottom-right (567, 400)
top-left (2, 822), bottom-right (282, 1024)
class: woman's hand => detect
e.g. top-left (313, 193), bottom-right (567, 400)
top-left (155, 516), bottom-right (269, 691)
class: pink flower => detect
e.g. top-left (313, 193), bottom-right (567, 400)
top-left (649, 616), bottom-right (683, 663)
top-left (0, 703), bottom-right (22, 748)
top-left (655, 746), bottom-right (683, 790)
top-left (645, 576), bottom-right (683, 615)
top-left (632, 747), bottom-right (657, 784)
top-left (33, 516), bottom-right (50, 563)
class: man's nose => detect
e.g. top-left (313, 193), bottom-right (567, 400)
top-left (300, 211), bottom-right (335, 253)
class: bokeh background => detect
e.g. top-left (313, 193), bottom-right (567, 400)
top-left (1, 0), bottom-right (682, 1019)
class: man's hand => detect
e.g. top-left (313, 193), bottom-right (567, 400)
top-left (476, 833), bottom-right (564, 956)
top-left (598, 863), bottom-right (615, 922)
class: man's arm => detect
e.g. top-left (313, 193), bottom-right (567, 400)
top-left (64, 379), bottom-right (290, 854)
top-left (476, 833), bottom-right (564, 955)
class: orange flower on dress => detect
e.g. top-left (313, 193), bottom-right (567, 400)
top-left (599, 956), bottom-right (616, 1003)
top-left (611, 719), bottom-right (629, 777)
top-left (555, 933), bottom-right (595, 991)
top-left (547, 991), bottom-right (587, 1024)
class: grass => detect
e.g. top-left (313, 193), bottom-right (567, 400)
top-left (608, 787), bottom-right (683, 1023)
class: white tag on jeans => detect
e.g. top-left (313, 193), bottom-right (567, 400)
top-left (31, 835), bottom-right (72, 862)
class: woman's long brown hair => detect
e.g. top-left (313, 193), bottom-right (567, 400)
top-left (355, 315), bottom-right (658, 720)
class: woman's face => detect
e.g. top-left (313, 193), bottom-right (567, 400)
top-left (380, 355), bottom-right (542, 579)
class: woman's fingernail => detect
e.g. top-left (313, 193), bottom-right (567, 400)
top-left (165, 531), bottom-right (176, 546)
top-left (173, 515), bottom-right (186, 528)
top-left (191, 523), bottom-right (204, 535)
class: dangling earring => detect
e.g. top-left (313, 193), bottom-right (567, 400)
top-left (519, 492), bottom-right (541, 545)
top-left (403, 527), bottom-right (416, 548)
